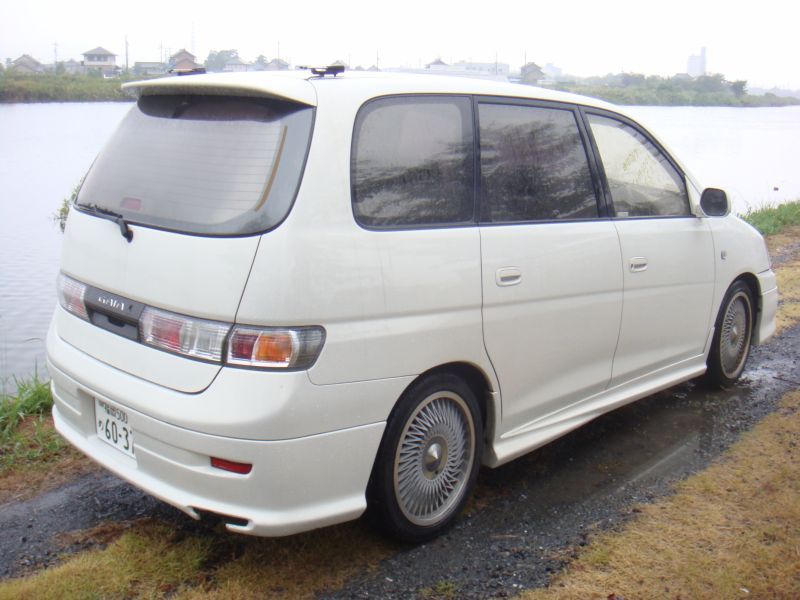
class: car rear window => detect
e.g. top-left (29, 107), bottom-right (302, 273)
top-left (76, 94), bottom-right (313, 236)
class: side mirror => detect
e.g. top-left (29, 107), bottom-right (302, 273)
top-left (700, 188), bottom-right (729, 217)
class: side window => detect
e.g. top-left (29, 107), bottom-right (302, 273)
top-left (478, 103), bottom-right (598, 223)
top-left (351, 96), bottom-right (474, 228)
top-left (587, 114), bottom-right (690, 218)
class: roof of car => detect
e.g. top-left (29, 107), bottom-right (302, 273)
top-left (123, 69), bottom-right (618, 112)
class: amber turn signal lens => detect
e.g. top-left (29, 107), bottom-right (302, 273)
top-left (227, 326), bottom-right (325, 369)
top-left (253, 332), bottom-right (294, 364)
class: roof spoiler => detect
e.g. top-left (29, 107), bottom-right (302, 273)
top-left (122, 73), bottom-right (317, 106)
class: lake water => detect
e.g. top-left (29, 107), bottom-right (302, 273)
top-left (1, 102), bottom-right (799, 389)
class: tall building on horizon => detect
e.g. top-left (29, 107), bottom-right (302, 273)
top-left (687, 47), bottom-right (707, 77)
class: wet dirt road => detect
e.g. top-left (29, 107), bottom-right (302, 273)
top-left (1, 324), bottom-right (798, 597)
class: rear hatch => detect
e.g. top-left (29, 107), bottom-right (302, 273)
top-left (56, 75), bottom-right (315, 392)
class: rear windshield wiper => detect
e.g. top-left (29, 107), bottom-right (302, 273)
top-left (80, 203), bottom-right (133, 242)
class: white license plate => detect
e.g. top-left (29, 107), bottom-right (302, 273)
top-left (95, 398), bottom-right (135, 458)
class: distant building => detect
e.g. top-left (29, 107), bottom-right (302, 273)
top-left (62, 59), bottom-right (82, 75)
top-left (423, 58), bottom-right (509, 79)
top-left (687, 47), bottom-right (706, 78)
top-left (265, 58), bottom-right (289, 71)
top-left (82, 47), bottom-right (119, 77)
top-left (520, 62), bottom-right (545, 84)
top-left (9, 54), bottom-right (44, 74)
top-left (426, 58), bottom-right (448, 70)
top-left (82, 47), bottom-right (117, 71)
top-left (169, 49), bottom-right (200, 71)
top-left (542, 63), bottom-right (562, 81)
top-left (134, 61), bottom-right (167, 77)
top-left (223, 57), bottom-right (249, 72)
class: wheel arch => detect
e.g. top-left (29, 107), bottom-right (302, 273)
top-left (729, 271), bottom-right (761, 325)
top-left (390, 362), bottom-right (498, 455)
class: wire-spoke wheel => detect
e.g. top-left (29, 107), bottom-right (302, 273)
top-left (705, 281), bottom-right (754, 387)
top-left (368, 373), bottom-right (483, 542)
top-left (394, 391), bottom-right (474, 526)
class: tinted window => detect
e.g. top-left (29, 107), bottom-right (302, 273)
top-left (588, 114), bottom-right (690, 217)
top-left (77, 95), bottom-right (313, 235)
top-left (352, 97), bottom-right (474, 228)
top-left (479, 103), bottom-right (598, 223)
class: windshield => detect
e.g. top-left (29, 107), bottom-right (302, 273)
top-left (77, 94), bottom-right (313, 236)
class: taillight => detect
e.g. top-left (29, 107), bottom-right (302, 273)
top-left (227, 326), bottom-right (325, 369)
top-left (57, 273), bottom-right (89, 321)
top-left (57, 274), bottom-right (325, 370)
top-left (140, 306), bottom-right (230, 362)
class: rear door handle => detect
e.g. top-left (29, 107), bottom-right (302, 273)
top-left (496, 267), bottom-right (522, 286)
top-left (629, 257), bottom-right (648, 273)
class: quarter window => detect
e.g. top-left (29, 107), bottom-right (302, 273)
top-left (478, 103), bottom-right (598, 223)
top-left (587, 114), bottom-right (690, 217)
top-left (351, 97), bottom-right (475, 228)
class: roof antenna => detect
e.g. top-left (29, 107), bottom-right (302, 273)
top-left (298, 65), bottom-right (345, 77)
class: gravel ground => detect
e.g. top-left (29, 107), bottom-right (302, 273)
top-left (326, 324), bottom-right (800, 599)
top-left (0, 324), bottom-right (797, 596)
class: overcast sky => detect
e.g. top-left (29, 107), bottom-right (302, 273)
top-left (2, 0), bottom-right (797, 89)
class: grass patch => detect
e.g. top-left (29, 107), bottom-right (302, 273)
top-left (0, 518), bottom-right (396, 598)
top-left (741, 200), bottom-right (800, 236)
top-left (523, 389), bottom-right (800, 599)
top-left (0, 521), bottom-right (211, 599)
top-left (0, 373), bottom-right (64, 472)
top-left (0, 374), bottom-right (87, 503)
top-left (420, 580), bottom-right (460, 599)
top-left (174, 522), bottom-right (396, 599)
top-left (775, 250), bottom-right (800, 333)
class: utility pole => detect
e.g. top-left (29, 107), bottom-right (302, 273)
top-left (125, 36), bottom-right (129, 73)
top-left (53, 42), bottom-right (58, 68)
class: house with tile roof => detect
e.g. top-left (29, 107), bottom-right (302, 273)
top-left (82, 47), bottom-right (119, 76)
top-left (9, 54), bottom-right (44, 74)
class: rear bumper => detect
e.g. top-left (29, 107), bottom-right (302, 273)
top-left (50, 362), bottom-right (385, 536)
top-left (46, 313), bottom-right (397, 537)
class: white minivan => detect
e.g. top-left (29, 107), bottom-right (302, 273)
top-left (48, 68), bottom-right (777, 542)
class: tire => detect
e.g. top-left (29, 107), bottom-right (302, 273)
top-left (367, 373), bottom-right (483, 543)
top-left (704, 280), bottom-right (755, 388)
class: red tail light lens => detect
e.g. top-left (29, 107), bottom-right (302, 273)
top-left (140, 306), bottom-right (230, 362)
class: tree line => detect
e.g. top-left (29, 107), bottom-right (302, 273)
top-left (545, 73), bottom-right (800, 107)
